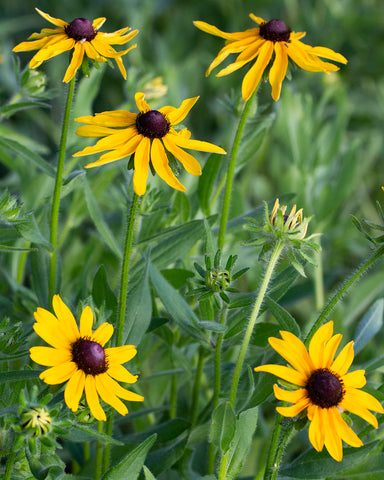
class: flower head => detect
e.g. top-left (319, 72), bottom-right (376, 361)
top-left (194, 15), bottom-right (347, 101)
top-left (12, 8), bottom-right (138, 83)
top-left (254, 321), bottom-right (384, 461)
top-left (30, 295), bottom-right (144, 421)
top-left (74, 92), bottom-right (226, 195)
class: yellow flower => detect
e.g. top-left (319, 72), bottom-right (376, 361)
top-left (12, 8), bottom-right (138, 83)
top-left (73, 92), bottom-right (226, 195)
top-left (254, 321), bottom-right (384, 461)
top-left (194, 15), bottom-right (347, 101)
top-left (30, 295), bottom-right (143, 421)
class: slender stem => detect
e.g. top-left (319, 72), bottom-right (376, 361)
top-left (313, 237), bottom-right (324, 311)
top-left (207, 307), bottom-right (227, 474)
top-left (4, 433), bottom-right (17, 480)
top-left (190, 345), bottom-right (206, 429)
top-left (218, 90), bottom-right (257, 249)
top-left (94, 422), bottom-right (104, 480)
top-left (264, 421), bottom-right (295, 480)
top-left (48, 77), bottom-right (76, 303)
top-left (228, 241), bottom-right (284, 406)
top-left (170, 373), bottom-right (178, 419)
top-left (116, 192), bottom-right (140, 347)
top-left (305, 243), bottom-right (384, 345)
top-left (102, 192), bottom-right (140, 471)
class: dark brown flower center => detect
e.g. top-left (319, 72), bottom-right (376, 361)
top-left (65, 18), bottom-right (96, 42)
top-left (71, 339), bottom-right (107, 375)
top-left (306, 368), bottom-right (344, 408)
top-left (136, 110), bottom-right (170, 139)
top-left (259, 19), bottom-right (291, 42)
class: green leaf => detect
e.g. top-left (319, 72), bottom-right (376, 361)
top-left (0, 370), bottom-right (40, 382)
top-left (124, 258), bottom-right (152, 346)
top-left (354, 298), bottom-right (384, 355)
top-left (149, 262), bottom-right (207, 343)
top-left (264, 296), bottom-right (301, 337)
top-left (142, 466), bottom-right (156, 480)
top-left (83, 177), bottom-right (122, 259)
top-left (160, 268), bottom-right (195, 288)
top-left (197, 321), bottom-right (227, 333)
top-left (92, 265), bottom-right (118, 312)
top-left (210, 401), bottom-right (236, 454)
top-left (63, 424), bottom-right (124, 446)
top-left (198, 153), bottom-right (223, 216)
top-left (121, 418), bottom-right (190, 444)
top-left (145, 435), bottom-right (188, 476)
top-left (226, 406), bottom-right (258, 480)
top-left (0, 136), bottom-right (56, 177)
top-left (251, 322), bottom-right (280, 347)
top-left (15, 214), bottom-right (53, 251)
top-left (0, 101), bottom-right (49, 118)
top-left (102, 434), bottom-right (157, 480)
top-left (0, 244), bottom-right (36, 252)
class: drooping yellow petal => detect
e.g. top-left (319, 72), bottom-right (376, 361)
top-left (101, 374), bottom-right (144, 402)
top-left (162, 136), bottom-right (202, 176)
top-left (331, 407), bottom-right (363, 448)
top-left (193, 20), bottom-right (237, 40)
top-left (308, 406), bottom-right (325, 452)
top-left (269, 42), bottom-right (288, 101)
top-left (90, 36), bottom-right (121, 58)
top-left (95, 374), bottom-right (128, 416)
top-left (84, 134), bottom-right (142, 168)
top-left (166, 97), bottom-right (199, 126)
top-left (150, 138), bottom-right (186, 192)
top-left (35, 8), bottom-right (68, 28)
top-left (170, 132), bottom-right (226, 154)
top-left (30, 346), bottom-right (72, 367)
top-left (254, 364), bottom-right (307, 386)
top-left (75, 111), bottom-right (136, 128)
top-left (64, 369), bottom-right (85, 411)
top-left (310, 46), bottom-right (347, 64)
top-left (323, 408), bottom-right (343, 461)
top-left (242, 40), bottom-right (274, 101)
top-left (273, 384), bottom-right (307, 403)
top-left (105, 345), bottom-right (137, 364)
top-left (107, 364), bottom-right (138, 384)
top-left (52, 295), bottom-right (80, 344)
top-left (343, 388), bottom-right (384, 416)
top-left (40, 362), bottom-right (78, 385)
top-left (74, 127), bottom-right (137, 156)
top-left (31, 36), bottom-right (75, 64)
top-left (276, 396), bottom-right (310, 417)
top-left (79, 306), bottom-right (94, 338)
top-left (331, 341), bottom-right (355, 376)
top-left (133, 137), bottom-right (151, 196)
top-left (92, 322), bottom-right (114, 346)
top-left (85, 374), bottom-right (106, 421)
top-left (63, 42), bottom-right (85, 83)
top-left (75, 125), bottom-right (122, 138)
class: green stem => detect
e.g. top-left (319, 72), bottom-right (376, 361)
top-left (218, 90), bottom-right (257, 249)
top-left (4, 433), bottom-right (17, 480)
top-left (313, 238), bottom-right (324, 311)
top-left (264, 244), bottom-right (384, 480)
top-left (48, 77), bottom-right (76, 302)
top-left (228, 241), bottom-right (284, 406)
top-left (94, 422), bottom-right (104, 480)
top-left (116, 192), bottom-right (140, 347)
top-left (190, 345), bottom-right (206, 429)
top-left (102, 192), bottom-right (140, 471)
top-left (207, 307), bottom-right (227, 474)
top-left (170, 373), bottom-right (178, 419)
top-left (305, 243), bottom-right (384, 346)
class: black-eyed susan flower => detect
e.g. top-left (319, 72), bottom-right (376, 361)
top-left (254, 321), bottom-right (384, 461)
top-left (73, 92), bottom-right (226, 195)
top-left (30, 295), bottom-right (143, 421)
top-left (12, 8), bottom-right (138, 83)
top-left (194, 15), bottom-right (347, 101)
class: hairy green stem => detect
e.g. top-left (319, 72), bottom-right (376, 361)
top-left (102, 192), bottom-right (139, 472)
top-left (48, 77), bottom-right (76, 303)
top-left (218, 90), bottom-right (257, 249)
top-left (190, 345), bottom-right (206, 428)
top-left (313, 238), bottom-right (324, 311)
top-left (94, 422), bottom-right (104, 480)
top-left (4, 433), bottom-right (17, 480)
top-left (264, 420), bottom-right (295, 480)
top-left (228, 241), bottom-right (284, 406)
top-left (207, 307), bottom-right (227, 474)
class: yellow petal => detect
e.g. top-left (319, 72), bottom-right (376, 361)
top-left (322, 334), bottom-right (342, 369)
top-left (273, 384), bottom-right (307, 403)
top-left (166, 97), bottom-right (199, 126)
top-left (242, 40), bottom-right (274, 101)
top-left (254, 364), bottom-right (307, 386)
top-left (269, 42), bottom-right (288, 101)
top-left (83, 41), bottom-right (104, 62)
top-left (269, 332), bottom-right (313, 377)
top-left (331, 407), bottom-right (363, 448)
top-left (40, 362), bottom-right (78, 385)
top-left (162, 136), bottom-right (202, 176)
top-left (276, 396), bottom-right (310, 417)
top-left (102, 374), bottom-right (144, 402)
top-left (249, 14), bottom-right (265, 25)
top-left (75, 125), bottom-right (121, 137)
top-left (343, 388), bottom-right (384, 416)
top-left (64, 369), bottom-right (85, 411)
top-left (95, 374), bottom-right (128, 416)
top-left (84, 134), bottom-right (141, 168)
top-left (92, 17), bottom-right (106, 30)
top-left (193, 20), bottom-right (235, 40)
top-left (105, 345), bottom-right (137, 364)
top-left (33, 308), bottom-right (73, 349)
top-left (79, 306), bottom-right (94, 338)
top-left (85, 374), bottom-right (106, 421)
top-left (74, 127), bottom-right (137, 156)
top-left (75, 110), bottom-right (136, 127)
top-left (308, 406), bottom-right (325, 452)
top-left (308, 321), bottom-right (333, 369)
top-left (63, 42), bottom-right (85, 83)
top-left (342, 370), bottom-right (366, 389)
top-left (331, 341), bottom-right (354, 376)
top-left (170, 132), bottom-right (226, 154)
top-left (323, 408), bottom-right (343, 461)
top-left (133, 137), bottom-right (151, 196)
top-left (150, 138), bottom-right (186, 192)
top-left (310, 46), bottom-right (347, 64)
top-left (135, 92), bottom-right (151, 113)
top-left (92, 322), bottom-right (114, 346)
top-left (30, 346), bottom-right (72, 367)
top-left (31, 36), bottom-right (75, 63)
top-left (52, 295), bottom-right (80, 344)
top-left (107, 364), bottom-right (138, 384)
top-left (35, 8), bottom-right (68, 28)
top-left (13, 37), bottom-right (51, 53)
top-left (90, 36), bottom-right (120, 58)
